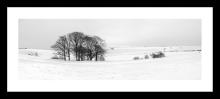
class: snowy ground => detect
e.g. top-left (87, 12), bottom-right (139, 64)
top-left (18, 46), bottom-right (201, 80)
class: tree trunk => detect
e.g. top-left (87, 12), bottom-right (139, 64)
top-left (89, 51), bottom-right (93, 61)
top-left (75, 46), bottom-right (79, 61)
top-left (68, 49), bottom-right (70, 61)
top-left (90, 57), bottom-right (93, 61)
top-left (95, 52), bottom-right (98, 61)
top-left (75, 51), bottom-right (78, 61)
top-left (78, 52), bottom-right (81, 61)
top-left (63, 50), bottom-right (66, 61)
top-left (79, 50), bottom-right (81, 61)
top-left (79, 52), bottom-right (82, 61)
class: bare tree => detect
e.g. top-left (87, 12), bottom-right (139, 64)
top-left (52, 32), bottom-right (106, 61)
top-left (93, 36), bottom-right (106, 61)
top-left (94, 45), bottom-right (106, 61)
top-left (82, 35), bottom-right (106, 61)
top-left (66, 35), bottom-right (71, 61)
top-left (51, 35), bottom-right (68, 61)
top-left (68, 32), bottom-right (85, 61)
top-left (83, 36), bottom-right (96, 61)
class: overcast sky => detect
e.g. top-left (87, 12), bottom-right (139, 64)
top-left (19, 19), bottom-right (201, 49)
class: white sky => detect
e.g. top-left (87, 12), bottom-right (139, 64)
top-left (19, 19), bottom-right (201, 49)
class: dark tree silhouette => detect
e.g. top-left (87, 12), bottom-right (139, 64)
top-left (68, 32), bottom-right (85, 61)
top-left (93, 36), bottom-right (106, 61)
top-left (83, 36), bottom-right (97, 60)
top-left (52, 32), bottom-right (106, 61)
top-left (66, 35), bottom-right (71, 61)
top-left (51, 35), bottom-right (68, 61)
top-left (94, 45), bottom-right (106, 61)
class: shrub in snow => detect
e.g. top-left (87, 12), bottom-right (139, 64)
top-left (51, 55), bottom-right (59, 59)
top-left (27, 52), bottom-right (38, 56)
top-left (144, 55), bottom-right (149, 59)
top-left (99, 55), bottom-right (105, 61)
top-left (150, 51), bottom-right (165, 58)
top-left (133, 56), bottom-right (140, 60)
top-left (34, 52), bottom-right (38, 56)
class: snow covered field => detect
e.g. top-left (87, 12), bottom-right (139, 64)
top-left (18, 46), bottom-right (201, 80)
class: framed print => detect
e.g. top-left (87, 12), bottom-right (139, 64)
top-left (4, 0), bottom-right (215, 96)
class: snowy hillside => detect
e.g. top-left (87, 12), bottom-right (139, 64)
top-left (18, 46), bottom-right (201, 80)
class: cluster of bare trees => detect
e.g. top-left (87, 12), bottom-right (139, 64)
top-left (51, 32), bottom-right (106, 61)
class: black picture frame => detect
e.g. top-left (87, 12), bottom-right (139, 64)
top-left (3, 0), bottom-right (216, 96)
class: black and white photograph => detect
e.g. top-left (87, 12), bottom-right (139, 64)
top-left (18, 19), bottom-right (202, 80)
top-left (6, 7), bottom-right (213, 92)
